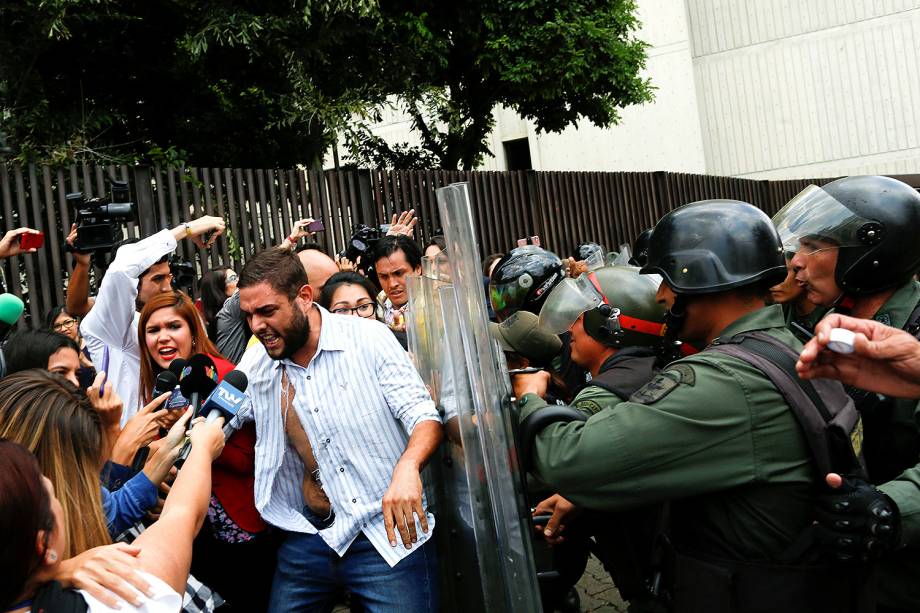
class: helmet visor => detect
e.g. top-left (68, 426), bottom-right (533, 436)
top-left (538, 274), bottom-right (604, 334)
top-left (773, 185), bottom-right (878, 254)
top-left (490, 277), bottom-right (531, 322)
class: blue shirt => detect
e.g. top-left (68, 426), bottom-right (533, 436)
top-left (233, 306), bottom-right (441, 567)
top-left (101, 471), bottom-right (158, 537)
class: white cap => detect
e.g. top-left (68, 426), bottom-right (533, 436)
top-left (827, 328), bottom-right (856, 354)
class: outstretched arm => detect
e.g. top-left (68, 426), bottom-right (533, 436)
top-left (132, 418), bottom-right (226, 594)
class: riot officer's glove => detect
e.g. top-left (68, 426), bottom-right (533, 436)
top-left (814, 474), bottom-right (900, 563)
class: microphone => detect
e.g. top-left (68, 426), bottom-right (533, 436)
top-left (153, 370), bottom-right (178, 398)
top-left (200, 370), bottom-right (249, 425)
top-left (178, 354), bottom-right (218, 417)
top-left (175, 370), bottom-right (248, 468)
top-left (168, 357), bottom-right (187, 378)
top-left (0, 293), bottom-right (24, 343)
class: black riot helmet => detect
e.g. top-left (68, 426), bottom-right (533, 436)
top-left (573, 242), bottom-right (605, 263)
top-left (629, 228), bottom-right (653, 267)
top-left (641, 200), bottom-right (786, 295)
top-left (773, 176), bottom-right (920, 296)
top-left (489, 245), bottom-right (565, 322)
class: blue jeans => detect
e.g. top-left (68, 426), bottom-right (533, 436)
top-left (268, 531), bottom-right (439, 613)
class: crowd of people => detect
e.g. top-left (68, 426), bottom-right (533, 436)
top-left (0, 174), bottom-right (919, 613)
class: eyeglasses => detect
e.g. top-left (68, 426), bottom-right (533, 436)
top-left (331, 302), bottom-right (376, 318)
top-left (52, 318), bottom-right (78, 331)
top-left (796, 245), bottom-right (839, 257)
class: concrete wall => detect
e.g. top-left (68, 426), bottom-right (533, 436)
top-left (688, 0), bottom-right (920, 179)
top-left (329, 1), bottom-right (920, 179)
top-left (480, 0), bottom-right (707, 173)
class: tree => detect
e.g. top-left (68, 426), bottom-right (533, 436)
top-left (0, 0), bottom-right (377, 167)
top-left (1, 0), bottom-right (651, 170)
top-left (343, 0), bottom-right (654, 170)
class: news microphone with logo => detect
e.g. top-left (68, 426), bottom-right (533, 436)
top-left (175, 370), bottom-right (248, 468)
top-left (200, 370), bottom-right (249, 424)
top-left (178, 354), bottom-right (218, 416)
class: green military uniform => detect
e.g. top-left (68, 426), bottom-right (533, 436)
top-left (857, 280), bottom-right (920, 611)
top-left (785, 303), bottom-right (828, 337)
top-left (517, 305), bottom-right (816, 562)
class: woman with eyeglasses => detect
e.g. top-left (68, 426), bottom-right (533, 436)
top-left (45, 306), bottom-right (95, 387)
top-left (319, 272), bottom-right (381, 320)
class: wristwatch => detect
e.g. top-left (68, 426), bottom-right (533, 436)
top-left (183, 222), bottom-right (192, 238)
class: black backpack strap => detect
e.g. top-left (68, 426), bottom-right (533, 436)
top-left (707, 331), bottom-right (864, 480)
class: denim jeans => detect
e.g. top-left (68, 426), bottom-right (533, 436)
top-left (268, 531), bottom-right (439, 613)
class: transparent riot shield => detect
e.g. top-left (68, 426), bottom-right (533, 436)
top-left (406, 182), bottom-right (541, 612)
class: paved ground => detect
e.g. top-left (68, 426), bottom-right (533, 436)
top-left (575, 556), bottom-right (627, 612)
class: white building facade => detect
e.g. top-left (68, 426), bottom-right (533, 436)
top-left (338, 1), bottom-right (920, 180)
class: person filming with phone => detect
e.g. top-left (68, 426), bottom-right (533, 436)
top-left (0, 227), bottom-right (44, 258)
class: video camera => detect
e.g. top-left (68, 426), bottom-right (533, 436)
top-left (339, 223), bottom-right (383, 273)
top-left (169, 255), bottom-right (196, 291)
top-left (66, 180), bottom-right (138, 254)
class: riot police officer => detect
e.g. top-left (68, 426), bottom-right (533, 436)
top-left (490, 244), bottom-right (590, 393)
top-left (489, 245), bottom-right (565, 323)
top-left (523, 265), bottom-right (668, 609)
top-left (514, 200), bottom-right (865, 612)
top-left (774, 175), bottom-right (920, 612)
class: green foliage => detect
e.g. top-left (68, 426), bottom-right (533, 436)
top-left (0, 0), bottom-right (373, 167)
top-left (344, 0), bottom-right (654, 169)
top-left (1, 0), bottom-right (651, 170)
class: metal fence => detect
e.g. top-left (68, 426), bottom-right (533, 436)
top-left (1, 162), bottom-right (917, 325)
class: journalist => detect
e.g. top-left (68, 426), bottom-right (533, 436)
top-left (79, 216), bottom-right (225, 421)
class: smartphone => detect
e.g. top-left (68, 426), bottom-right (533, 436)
top-left (100, 346), bottom-right (110, 397)
top-left (307, 219), bottom-right (325, 232)
top-left (19, 231), bottom-right (44, 250)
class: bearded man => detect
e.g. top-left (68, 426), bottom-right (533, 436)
top-left (231, 247), bottom-right (443, 612)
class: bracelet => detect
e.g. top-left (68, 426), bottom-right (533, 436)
top-left (287, 234), bottom-right (297, 244)
top-left (183, 222), bottom-right (192, 238)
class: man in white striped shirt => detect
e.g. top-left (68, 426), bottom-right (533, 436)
top-left (232, 247), bottom-right (443, 612)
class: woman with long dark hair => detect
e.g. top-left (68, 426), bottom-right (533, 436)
top-left (198, 267), bottom-right (238, 341)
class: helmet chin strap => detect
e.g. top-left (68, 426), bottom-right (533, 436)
top-left (832, 291), bottom-right (856, 315)
top-left (662, 295), bottom-right (688, 343)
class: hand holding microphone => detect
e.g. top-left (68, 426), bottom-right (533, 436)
top-left (175, 368), bottom-right (248, 467)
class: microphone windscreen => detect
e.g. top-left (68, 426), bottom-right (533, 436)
top-left (153, 371), bottom-right (178, 397)
top-left (168, 357), bottom-right (187, 377)
top-left (179, 353), bottom-right (218, 397)
top-left (0, 294), bottom-right (24, 325)
top-left (222, 370), bottom-right (248, 392)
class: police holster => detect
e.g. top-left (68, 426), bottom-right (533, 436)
top-left (670, 551), bottom-right (868, 613)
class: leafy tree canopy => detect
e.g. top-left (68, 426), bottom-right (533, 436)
top-left (343, 0), bottom-right (654, 169)
top-left (0, 0), bottom-right (652, 169)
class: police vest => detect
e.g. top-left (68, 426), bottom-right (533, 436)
top-left (664, 331), bottom-right (869, 613)
top-left (588, 346), bottom-right (659, 401)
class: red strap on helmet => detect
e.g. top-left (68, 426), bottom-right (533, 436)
top-left (617, 314), bottom-right (664, 337)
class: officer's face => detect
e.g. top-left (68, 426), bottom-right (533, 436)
top-left (769, 258), bottom-right (804, 305)
top-left (790, 237), bottom-right (841, 307)
top-left (655, 281), bottom-right (706, 343)
top-left (569, 313), bottom-right (601, 367)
